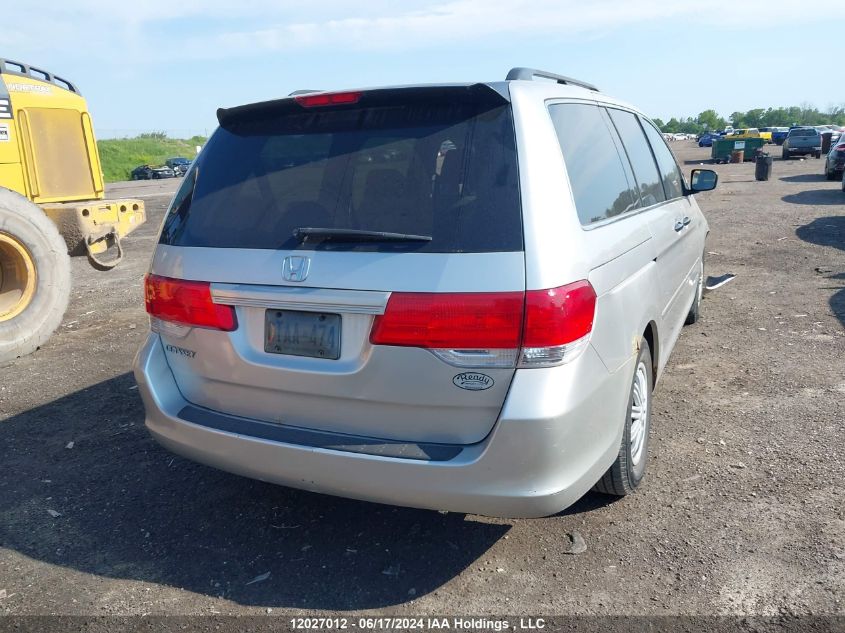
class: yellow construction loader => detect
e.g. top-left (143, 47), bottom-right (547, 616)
top-left (0, 58), bottom-right (145, 362)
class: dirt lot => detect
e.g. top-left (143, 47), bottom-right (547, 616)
top-left (1, 144), bottom-right (843, 619)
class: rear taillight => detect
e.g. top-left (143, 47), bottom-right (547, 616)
top-left (835, 144), bottom-right (845, 152)
top-left (294, 91), bottom-right (362, 107)
top-left (521, 281), bottom-right (596, 367)
top-left (370, 281), bottom-right (596, 368)
top-left (144, 274), bottom-right (237, 332)
top-left (369, 292), bottom-right (523, 368)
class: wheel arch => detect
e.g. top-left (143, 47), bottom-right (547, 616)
top-left (642, 320), bottom-right (659, 387)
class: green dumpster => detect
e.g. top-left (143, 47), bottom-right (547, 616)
top-left (711, 137), bottom-right (765, 163)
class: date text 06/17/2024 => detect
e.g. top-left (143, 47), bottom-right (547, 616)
top-left (289, 617), bottom-right (548, 631)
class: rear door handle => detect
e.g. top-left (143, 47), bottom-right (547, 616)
top-left (683, 216), bottom-right (691, 226)
top-left (674, 220), bottom-right (684, 232)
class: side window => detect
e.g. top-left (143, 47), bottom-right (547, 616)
top-left (607, 108), bottom-right (666, 207)
top-left (549, 103), bottom-right (639, 225)
top-left (640, 118), bottom-right (685, 199)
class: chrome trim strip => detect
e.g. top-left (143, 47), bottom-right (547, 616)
top-left (210, 283), bottom-right (390, 315)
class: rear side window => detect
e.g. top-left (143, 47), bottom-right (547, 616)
top-left (607, 109), bottom-right (666, 208)
top-left (160, 87), bottom-right (522, 253)
top-left (549, 103), bottom-right (639, 225)
top-left (640, 118), bottom-right (685, 199)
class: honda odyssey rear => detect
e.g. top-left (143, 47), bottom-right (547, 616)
top-left (134, 68), bottom-right (714, 517)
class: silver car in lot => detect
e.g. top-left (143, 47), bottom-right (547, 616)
top-left (134, 68), bottom-right (717, 517)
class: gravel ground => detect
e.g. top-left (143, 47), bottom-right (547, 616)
top-left (0, 143), bottom-right (843, 619)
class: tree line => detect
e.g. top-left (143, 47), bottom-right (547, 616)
top-left (654, 105), bottom-right (845, 134)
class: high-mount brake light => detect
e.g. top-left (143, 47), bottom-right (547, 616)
top-left (294, 91), bottom-right (363, 108)
top-left (144, 274), bottom-right (237, 331)
top-left (370, 281), bottom-right (597, 368)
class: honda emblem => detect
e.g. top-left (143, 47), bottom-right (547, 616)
top-left (282, 256), bottom-right (311, 283)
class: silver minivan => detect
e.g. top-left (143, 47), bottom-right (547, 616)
top-left (134, 68), bottom-right (717, 518)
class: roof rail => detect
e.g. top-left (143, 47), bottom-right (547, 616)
top-left (506, 67), bottom-right (599, 92)
top-left (0, 58), bottom-right (79, 94)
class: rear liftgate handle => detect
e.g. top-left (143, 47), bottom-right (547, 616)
top-left (85, 227), bottom-right (124, 271)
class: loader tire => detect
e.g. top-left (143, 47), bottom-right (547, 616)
top-left (0, 188), bottom-right (71, 362)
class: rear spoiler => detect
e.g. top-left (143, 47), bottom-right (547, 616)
top-left (217, 83), bottom-right (509, 128)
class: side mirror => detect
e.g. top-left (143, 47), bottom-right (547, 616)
top-left (688, 169), bottom-right (718, 194)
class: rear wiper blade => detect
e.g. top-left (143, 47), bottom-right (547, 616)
top-left (293, 227), bottom-right (432, 243)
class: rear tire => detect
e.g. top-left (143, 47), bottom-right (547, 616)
top-left (782, 150), bottom-right (789, 160)
top-left (826, 166), bottom-right (835, 180)
top-left (0, 188), bottom-right (71, 362)
top-left (594, 339), bottom-right (654, 497)
top-left (815, 152), bottom-right (821, 159)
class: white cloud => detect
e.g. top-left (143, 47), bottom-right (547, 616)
top-left (3, 0), bottom-right (840, 133)
top-left (176, 0), bottom-right (845, 57)
top-left (3, 0), bottom-right (844, 63)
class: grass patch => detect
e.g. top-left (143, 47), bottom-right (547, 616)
top-left (98, 134), bottom-right (207, 182)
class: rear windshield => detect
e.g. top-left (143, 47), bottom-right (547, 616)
top-left (788, 128), bottom-right (818, 137)
top-left (160, 87), bottom-right (522, 253)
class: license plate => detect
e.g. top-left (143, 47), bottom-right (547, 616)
top-left (264, 309), bottom-right (341, 359)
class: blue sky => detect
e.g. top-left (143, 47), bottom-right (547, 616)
top-left (3, 1), bottom-right (843, 138)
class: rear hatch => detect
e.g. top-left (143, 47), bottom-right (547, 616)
top-left (149, 85), bottom-right (525, 445)
top-left (788, 129), bottom-right (820, 148)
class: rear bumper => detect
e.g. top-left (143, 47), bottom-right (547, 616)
top-left (133, 334), bottom-right (633, 518)
top-left (785, 146), bottom-right (821, 154)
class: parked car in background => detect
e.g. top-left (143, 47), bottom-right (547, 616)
top-left (770, 127), bottom-right (790, 145)
top-left (134, 67), bottom-right (717, 518)
top-left (728, 128), bottom-right (771, 142)
top-left (758, 127), bottom-right (782, 143)
top-left (698, 132), bottom-right (721, 147)
top-left (813, 125), bottom-right (841, 145)
top-left (166, 157), bottom-right (191, 176)
top-left (824, 139), bottom-right (845, 180)
top-left (782, 127), bottom-right (822, 159)
top-left (131, 164), bottom-right (176, 180)
top-left (823, 125), bottom-right (842, 144)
